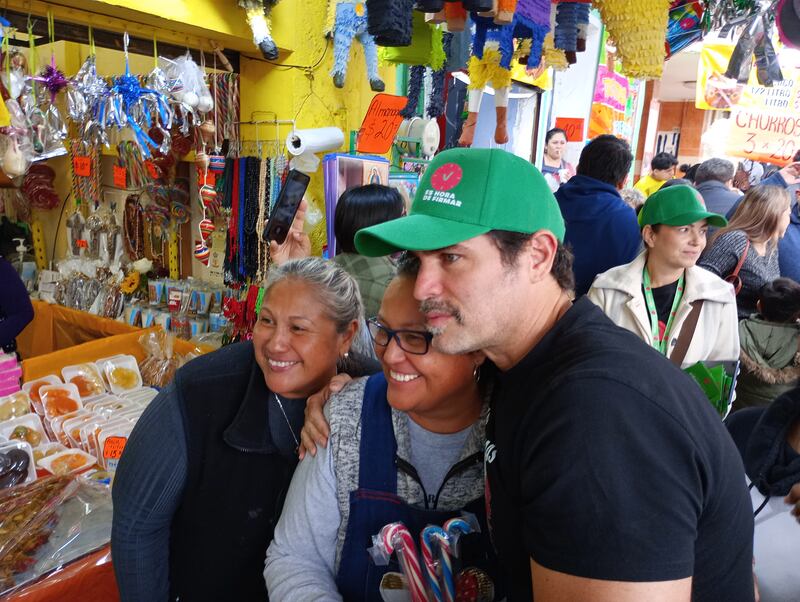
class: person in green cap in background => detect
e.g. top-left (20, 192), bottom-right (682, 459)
top-left (588, 185), bottom-right (739, 369)
top-left (353, 148), bottom-right (755, 602)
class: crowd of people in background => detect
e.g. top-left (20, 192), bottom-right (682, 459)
top-left (111, 136), bottom-right (800, 602)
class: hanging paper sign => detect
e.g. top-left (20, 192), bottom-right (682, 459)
top-left (145, 160), bottom-right (159, 179)
top-left (696, 41), bottom-right (800, 113)
top-left (726, 109), bottom-right (800, 166)
top-left (113, 165), bottom-right (127, 188)
top-left (554, 118), bottom-right (585, 142)
top-left (357, 94), bottom-right (408, 154)
top-left (588, 65), bottom-right (632, 140)
top-left (73, 156), bottom-right (91, 177)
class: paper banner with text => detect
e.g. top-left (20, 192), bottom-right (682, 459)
top-left (588, 65), bottom-right (633, 140)
top-left (696, 41), bottom-right (800, 113)
top-left (726, 108), bottom-right (800, 166)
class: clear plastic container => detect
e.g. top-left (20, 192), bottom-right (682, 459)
top-left (96, 355), bottom-right (143, 395)
top-left (61, 363), bottom-right (106, 398)
top-left (32, 442), bottom-right (68, 466)
top-left (0, 440), bottom-right (37, 488)
top-left (22, 375), bottom-right (62, 414)
top-left (0, 413), bottom-right (48, 448)
top-left (0, 391), bottom-right (32, 422)
top-left (40, 384), bottom-right (83, 421)
top-left (37, 449), bottom-right (97, 476)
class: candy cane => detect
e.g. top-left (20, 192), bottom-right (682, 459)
top-left (443, 518), bottom-right (472, 543)
top-left (381, 523), bottom-right (428, 602)
top-left (421, 526), bottom-right (447, 602)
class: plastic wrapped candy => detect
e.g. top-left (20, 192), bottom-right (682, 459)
top-left (68, 55), bottom-right (111, 148)
top-left (0, 98), bottom-right (35, 179)
top-left (0, 476), bottom-right (113, 595)
top-left (370, 522), bottom-right (427, 602)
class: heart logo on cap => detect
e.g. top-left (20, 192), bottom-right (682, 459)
top-left (430, 163), bottom-right (463, 192)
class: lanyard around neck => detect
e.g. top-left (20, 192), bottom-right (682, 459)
top-left (642, 267), bottom-right (685, 355)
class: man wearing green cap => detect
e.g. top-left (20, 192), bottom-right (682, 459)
top-left (356, 149), bottom-right (755, 601)
top-left (588, 185), bottom-right (740, 369)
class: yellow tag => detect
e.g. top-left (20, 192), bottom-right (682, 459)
top-left (355, 2), bottom-right (365, 17)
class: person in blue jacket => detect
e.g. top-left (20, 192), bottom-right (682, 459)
top-left (554, 135), bottom-right (641, 296)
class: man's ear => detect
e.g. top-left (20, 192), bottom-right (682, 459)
top-left (526, 231), bottom-right (559, 283)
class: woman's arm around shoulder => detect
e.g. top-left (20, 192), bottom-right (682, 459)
top-left (265, 400), bottom-right (343, 601)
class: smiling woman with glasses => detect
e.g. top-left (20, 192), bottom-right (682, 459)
top-left (366, 317), bottom-right (433, 355)
top-left (265, 257), bottom-right (503, 600)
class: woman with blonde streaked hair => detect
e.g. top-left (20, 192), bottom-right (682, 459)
top-left (699, 185), bottom-right (792, 319)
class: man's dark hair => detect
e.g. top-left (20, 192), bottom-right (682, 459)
top-left (651, 152), bottom-right (678, 171)
top-left (335, 185), bottom-right (405, 254)
top-left (660, 178), bottom-right (694, 190)
top-left (684, 163), bottom-right (701, 183)
top-left (395, 252), bottom-right (420, 277)
top-left (576, 135), bottom-right (633, 187)
top-left (758, 278), bottom-right (800, 322)
top-left (487, 230), bottom-right (575, 293)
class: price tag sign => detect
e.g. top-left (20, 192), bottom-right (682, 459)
top-left (102, 436), bottom-right (128, 460)
top-left (145, 160), bottom-right (159, 179)
top-left (554, 117), bottom-right (585, 142)
top-left (727, 108), bottom-right (800, 166)
top-left (76, 239), bottom-right (88, 249)
top-left (73, 156), bottom-right (91, 177)
top-left (113, 165), bottom-right (127, 188)
top-left (357, 93), bottom-right (408, 154)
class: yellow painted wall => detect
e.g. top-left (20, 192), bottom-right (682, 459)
top-left (17, 0), bottom-right (396, 267)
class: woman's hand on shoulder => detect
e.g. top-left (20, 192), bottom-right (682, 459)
top-left (298, 373), bottom-right (352, 459)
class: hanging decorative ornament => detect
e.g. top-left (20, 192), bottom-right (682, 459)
top-left (106, 33), bottom-right (173, 158)
top-left (171, 201), bottom-right (190, 225)
top-left (194, 242), bottom-right (210, 264)
top-left (199, 119), bottom-right (216, 143)
top-left (593, 0), bottom-right (672, 79)
top-left (209, 155), bottom-right (226, 172)
top-left (195, 151), bottom-right (210, 170)
top-left (25, 13), bottom-right (68, 161)
top-left (199, 218), bottom-right (216, 240)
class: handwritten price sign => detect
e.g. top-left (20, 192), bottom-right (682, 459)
top-left (357, 94), bottom-right (408, 154)
top-left (113, 165), bottom-right (128, 189)
top-left (727, 109), bottom-right (800, 166)
top-left (73, 156), bottom-right (91, 177)
top-left (554, 117), bottom-right (585, 142)
top-left (103, 436), bottom-right (128, 460)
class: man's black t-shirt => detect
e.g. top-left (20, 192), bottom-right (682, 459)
top-left (484, 297), bottom-right (754, 601)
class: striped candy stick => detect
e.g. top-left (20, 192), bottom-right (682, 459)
top-left (381, 523), bottom-right (428, 602)
top-left (420, 526), bottom-right (447, 602)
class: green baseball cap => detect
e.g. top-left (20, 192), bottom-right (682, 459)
top-left (354, 148), bottom-right (565, 257)
top-left (638, 185), bottom-right (728, 228)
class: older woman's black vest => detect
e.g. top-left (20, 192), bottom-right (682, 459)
top-left (167, 342), bottom-right (297, 601)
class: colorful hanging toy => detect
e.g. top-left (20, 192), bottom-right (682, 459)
top-left (103, 33), bottom-right (172, 158)
top-left (326, 0), bottom-right (385, 91)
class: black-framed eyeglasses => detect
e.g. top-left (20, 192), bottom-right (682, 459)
top-left (366, 318), bottom-right (433, 355)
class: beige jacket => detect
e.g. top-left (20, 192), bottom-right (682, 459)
top-left (587, 252), bottom-right (740, 368)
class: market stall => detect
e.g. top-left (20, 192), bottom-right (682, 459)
top-left (15, 301), bottom-right (139, 359)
